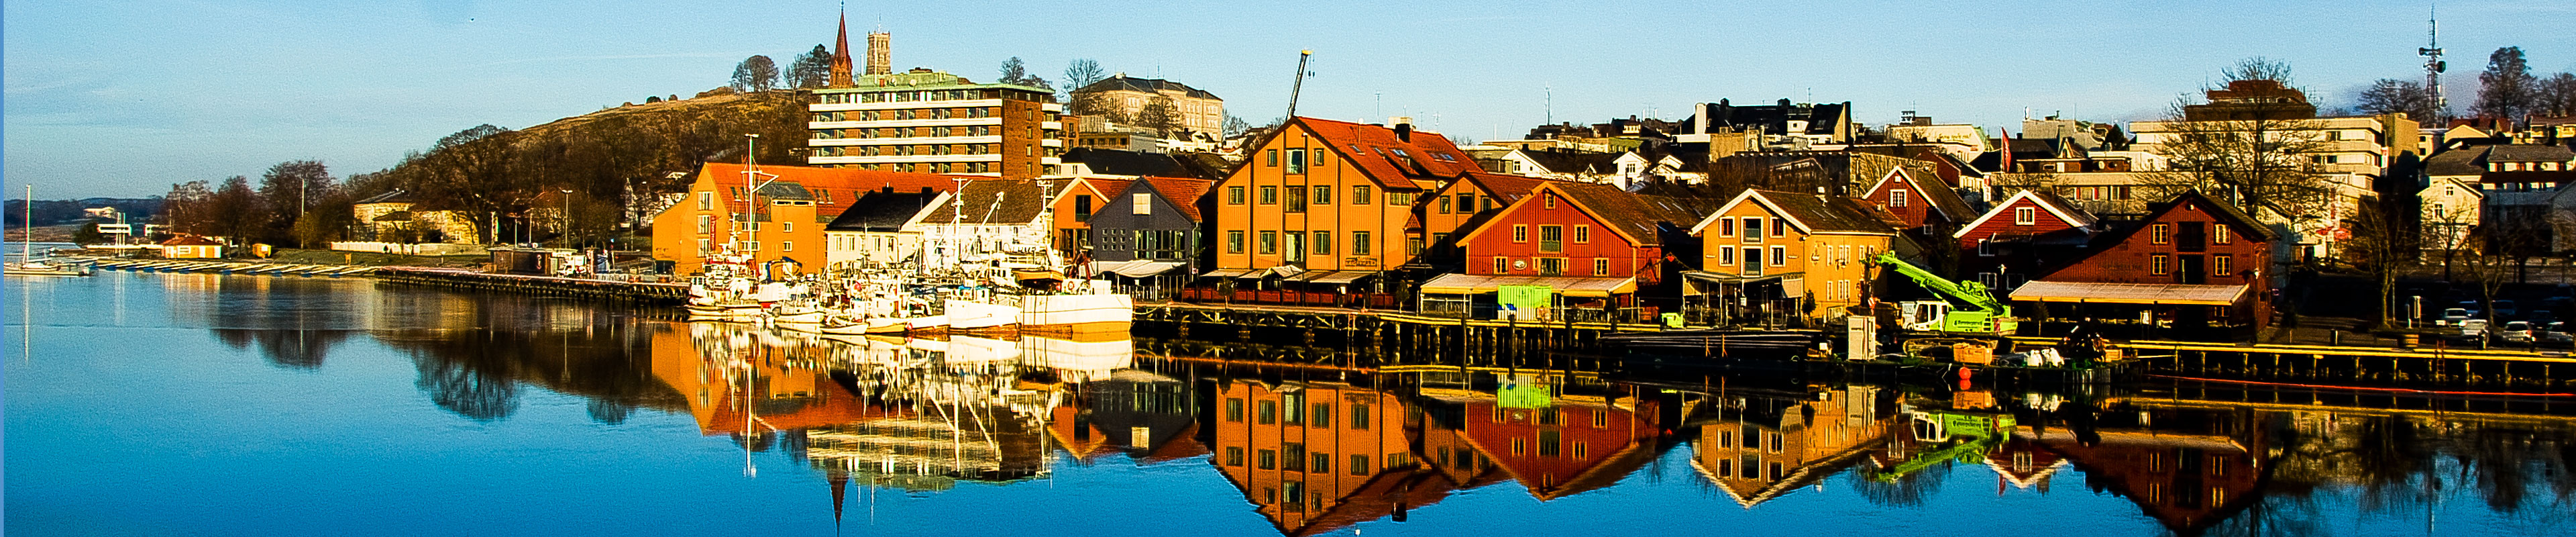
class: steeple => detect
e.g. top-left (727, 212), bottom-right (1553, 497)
top-left (827, 8), bottom-right (854, 87)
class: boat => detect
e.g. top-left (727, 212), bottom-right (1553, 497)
top-left (944, 298), bottom-right (1021, 332)
top-left (6, 186), bottom-right (91, 277)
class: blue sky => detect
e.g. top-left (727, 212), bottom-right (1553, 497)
top-left (7, 0), bottom-right (2574, 199)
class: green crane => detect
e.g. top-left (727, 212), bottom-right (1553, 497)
top-left (1873, 252), bottom-right (2015, 334)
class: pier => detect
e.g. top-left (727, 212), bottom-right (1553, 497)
top-left (372, 267), bottom-right (688, 303)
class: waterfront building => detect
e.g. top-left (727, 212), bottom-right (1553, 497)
top-left (1411, 383), bottom-right (1664, 501)
top-left (2013, 190), bottom-right (2279, 334)
top-left (804, 27), bottom-right (1067, 179)
top-left (914, 179), bottom-right (1049, 268)
top-left (1044, 177), bottom-right (1131, 260)
top-left (350, 189), bottom-right (483, 244)
top-left (1422, 182), bottom-right (1695, 322)
top-left (648, 162), bottom-right (961, 275)
top-left (1203, 117), bottom-right (1479, 301)
top-left (157, 234), bottom-right (225, 258)
top-left (1081, 177), bottom-right (1212, 299)
top-left (1419, 173), bottom-right (1556, 263)
top-left (821, 187), bottom-right (948, 270)
top-left (1693, 386), bottom-right (1888, 507)
top-left (1684, 189), bottom-right (1902, 324)
top-left (1952, 189), bottom-right (2101, 292)
top-left (2419, 176), bottom-right (2482, 258)
top-left (2128, 80), bottom-right (2424, 259)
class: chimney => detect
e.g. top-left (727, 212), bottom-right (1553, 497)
top-left (1391, 119), bottom-right (1413, 142)
top-left (865, 30), bottom-right (892, 76)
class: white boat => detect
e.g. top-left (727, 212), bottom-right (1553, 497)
top-left (943, 298), bottom-right (1021, 332)
top-left (1017, 291), bottom-right (1133, 336)
top-left (903, 314), bottom-right (949, 332)
top-left (769, 305), bottom-right (827, 327)
top-left (6, 186), bottom-right (90, 277)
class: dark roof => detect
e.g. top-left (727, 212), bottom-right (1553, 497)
top-left (1061, 148), bottom-right (1194, 177)
top-left (1752, 189), bottom-right (1900, 234)
top-left (1516, 148), bottom-right (1623, 175)
top-left (1286, 116), bottom-right (1480, 189)
top-left (921, 180), bottom-right (1045, 224)
top-left (1069, 75), bottom-right (1220, 101)
top-left (756, 181), bottom-right (813, 201)
top-left (1689, 99), bottom-right (1849, 136)
top-left (354, 189), bottom-right (415, 205)
top-left (1548, 183), bottom-right (1697, 246)
top-left (2023, 189), bottom-right (2101, 228)
top-left (1170, 152), bottom-right (1232, 180)
top-left (161, 234), bottom-right (223, 246)
top-left (2084, 190), bottom-right (2279, 249)
top-left (1878, 169), bottom-right (1974, 221)
top-left (2488, 144), bottom-right (2575, 162)
top-left (823, 190), bottom-right (943, 232)
top-left (2424, 146), bottom-right (2489, 176)
top-left (1458, 172), bottom-right (1556, 205)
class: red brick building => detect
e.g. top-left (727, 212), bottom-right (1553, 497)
top-left (2012, 191), bottom-right (2278, 334)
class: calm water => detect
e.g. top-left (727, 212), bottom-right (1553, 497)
top-left (7, 273), bottom-right (2575, 536)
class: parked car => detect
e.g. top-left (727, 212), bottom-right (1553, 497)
top-left (2455, 319), bottom-right (2490, 341)
top-left (2543, 322), bottom-right (2573, 344)
top-left (2500, 321), bottom-right (2536, 343)
top-left (2493, 300), bottom-right (2519, 318)
top-left (2532, 309), bottom-right (2557, 324)
top-left (2440, 307), bottom-right (2477, 325)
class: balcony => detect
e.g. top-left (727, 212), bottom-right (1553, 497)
top-left (809, 135), bottom-right (1004, 147)
top-left (806, 154), bottom-right (1005, 165)
top-left (1040, 138), bottom-right (1063, 148)
top-left (1041, 121), bottom-right (1063, 130)
top-left (811, 98), bottom-right (1004, 112)
top-left (808, 117), bottom-right (1004, 130)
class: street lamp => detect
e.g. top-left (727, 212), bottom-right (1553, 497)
top-left (560, 188), bottom-right (574, 248)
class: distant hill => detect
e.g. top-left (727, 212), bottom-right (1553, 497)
top-left (4, 197), bottom-right (164, 227)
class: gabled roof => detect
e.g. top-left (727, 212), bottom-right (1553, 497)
top-left (1456, 172), bottom-right (1558, 205)
top-left (2424, 145), bottom-right (2490, 176)
top-left (2487, 144), bottom-right (2575, 163)
top-left (823, 190), bottom-right (945, 232)
top-left (1130, 177), bottom-right (1214, 222)
top-left (920, 180), bottom-right (1046, 224)
top-left (1951, 189), bottom-right (2100, 238)
top-left (1458, 181), bottom-right (1695, 247)
top-left (2146, 190), bottom-right (2277, 242)
top-left (1284, 117), bottom-right (1479, 189)
top-left (1060, 148), bottom-right (1197, 177)
top-left (1864, 168), bottom-right (1974, 222)
top-left (1690, 189), bottom-right (1900, 236)
top-left (1067, 177), bottom-right (1132, 205)
top-left (1514, 148), bottom-right (1625, 175)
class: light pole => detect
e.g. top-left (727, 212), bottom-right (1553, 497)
top-left (560, 188), bottom-right (574, 248)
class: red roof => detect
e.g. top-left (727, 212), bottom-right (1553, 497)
top-left (1137, 176), bottom-right (1215, 222)
top-left (696, 162), bottom-right (969, 221)
top-left (160, 234), bottom-right (222, 246)
top-left (1294, 117), bottom-right (1480, 189)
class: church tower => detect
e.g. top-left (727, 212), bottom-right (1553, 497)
top-left (826, 11), bottom-right (854, 87)
top-left (865, 28), bottom-right (891, 76)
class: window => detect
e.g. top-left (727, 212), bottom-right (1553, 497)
top-left (1226, 446), bottom-right (1244, 467)
top-left (1312, 232), bottom-right (1331, 255)
top-left (1259, 232), bottom-right (1277, 254)
top-left (1226, 398), bottom-right (1244, 422)
top-left (1978, 238), bottom-right (1994, 256)
top-left (1538, 430), bottom-right (1561, 456)
top-left (1772, 219), bottom-right (1785, 237)
top-left (1132, 193), bottom-right (1152, 215)
top-left (1313, 186), bottom-right (1332, 205)
top-left (2151, 224), bottom-right (2170, 244)
top-left (1227, 231), bottom-right (1245, 253)
top-left (2151, 254), bottom-right (2170, 275)
top-left (1770, 246), bottom-right (1786, 266)
top-left (1512, 225), bottom-right (1529, 242)
top-left (1352, 231), bottom-right (1371, 255)
top-left (1389, 192), bottom-right (1414, 205)
top-left (697, 215), bottom-right (712, 234)
top-left (1890, 189), bottom-right (1908, 207)
top-left (1594, 258), bottom-right (1611, 275)
top-left (1257, 449), bottom-right (1277, 469)
top-left (1539, 225), bottom-right (1563, 252)
top-left (1351, 403), bottom-right (1371, 430)
top-left (1257, 400), bottom-right (1277, 424)
top-left (1073, 195), bottom-right (1093, 222)
top-left (698, 238), bottom-right (710, 252)
top-left (1407, 237), bottom-right (1423, 255)
top-left (1591, 409), bottom-right (1607, 428)
top-left (1228, 186), bottom-right (1246, 205)
top-left (1311, 403), bottom-right (1332, 428)
top-left (1286, 149), bottom-right (1307, 174)
top-left (1282, 443), bottom-right (1306, 471)
top-left (1719, 217), bottom-right (1735, 237)
top-left (1544, 195), bottom-right (1558, 209)
top-left (782, 241), bottom-right (792, 252)
top-left (1352, 185), bottom-right (1372, 204)
top-left (698, 191), bottom-right (712, 209)
top-left (1456, 193), bottom-right (1474, 213)
top-left (1260, 186), bottom-right (1279, 205)
top-left (2213, 224), bottom-right (2232, 244)
top-left (1720, 248), bottom-right (1735, 265)
top-left (1438, 195), bottom-right (1453, 214)
top-left (1350, 455), bottom-right (1371, 476)
top-left (1265, 149), bottom-right (1279, 166)
top-left (1572, 226), bottom-right (1590, 244)
top-left (1539, 258), bottom-right (1566, 275)
top-left (2014, 207), bottom-right (2037, 226)
top-left (1493, 256), bottom-right (1509, 273)
top-left (1742, 217), bottom-right (1764, 242)
top-left (2214, 254), bottom-right (2233, 275)
top-left (1285, 186), bottom-right (1306, 213)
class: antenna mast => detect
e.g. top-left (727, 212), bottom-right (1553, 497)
top-left (1285, 50), bottom-right (1311, 119)
top-left (2420, 3), bottom-right (2447, 122)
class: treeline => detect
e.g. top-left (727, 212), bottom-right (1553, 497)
top-left (3, 197), bottom-right (164, 228)
top-left (162, 89), bottom-right (810, 246)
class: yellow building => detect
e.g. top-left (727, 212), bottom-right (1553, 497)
top-left (1686, 189), bottom-right (1902, 322)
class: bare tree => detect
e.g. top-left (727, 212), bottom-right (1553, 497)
top-left (258, 160), bottom-right (335, 247)
top-left (2135, 58), bottom-right (2336, 229)
top-left (731, 55), bottom-right (779, 93)
top-left (787, 44), bottom-right (833, 89)
top-left (1223, 114), bottom-right (1252, 138)
top-left (1134, 95), bottom-right (1183, 137)
top-left (2537, 72), bottom-right (2576, 117)
top-left (1062, 58), bottom-right (1106, 93)
top-left (2354, 79), bottom-right (2443, 123)
top-left (2476, 46), bottom-right (2536, 123)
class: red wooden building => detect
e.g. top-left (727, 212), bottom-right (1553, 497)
top-left (1423, 182), bottom-right (1697, 322)
top-left (1858, 168), bottom-right (1974, 233)
top-left (2012, 190), bottom-right (2278, 335)
top-left (1951, 188), bottom-right (2100, 291)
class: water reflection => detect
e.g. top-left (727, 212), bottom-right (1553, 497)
top-left (143, 275), bottom-right (2576, 536)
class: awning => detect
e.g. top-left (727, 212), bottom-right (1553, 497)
top-left (1418, 274), bottom-right (1637, 297)
top-left (1239, 265), bottom-right (1304, 279)
top-left (1302, 271), bottom-right (1376, 285)
top-left (1198, 268), bottom-right (1253, 279)
top-left (1109, 261), bottom-right (1183, 278)
top-left (2008, 281), bottom-right (2248, 305)
top-left (1013, 269), bottom-right (1066, 282)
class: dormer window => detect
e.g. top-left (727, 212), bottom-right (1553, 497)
top-left (2013, 207), bottom-right (2036, 226)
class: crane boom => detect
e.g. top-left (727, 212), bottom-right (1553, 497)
top-left (1874, 252), bottom-right (2001, 312)
top-left (1873, 252), bottom-right (2014, 334)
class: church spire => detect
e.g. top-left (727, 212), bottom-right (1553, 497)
top-left (827, 7), bottom-right (855, 87)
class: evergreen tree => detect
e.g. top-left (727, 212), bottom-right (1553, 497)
top-left (2476, 46), bottom-right (2536, 122)
top-left (788, 45), bottom-right (833, 89)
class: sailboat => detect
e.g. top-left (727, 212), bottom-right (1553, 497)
top-left (5, 185), bottom-right (91, 277)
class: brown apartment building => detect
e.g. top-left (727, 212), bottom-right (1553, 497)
top-left (802, 24), bottom-right (1068, 179)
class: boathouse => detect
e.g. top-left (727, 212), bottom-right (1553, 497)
top-left (2010, 190), bottom-right (2277, 338)
top-left (1421, 182), bottom-right (1694, 323)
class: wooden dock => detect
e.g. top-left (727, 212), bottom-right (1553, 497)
top-left (86, 258), bottom-right (378, 277)
top-left (373, 267), bottom-right (688, 303)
